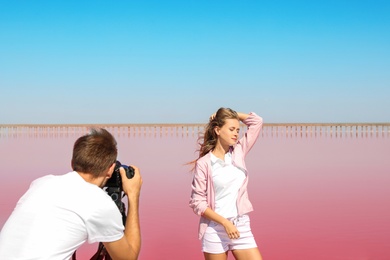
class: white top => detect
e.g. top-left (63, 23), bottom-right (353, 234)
top-left (0, 171), bottom-right (124, 260)
top-left (211, 152), bottom-right (246, 218)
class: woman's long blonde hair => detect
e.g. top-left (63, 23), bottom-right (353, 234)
top-left (189, 107), bottom-right (239, 169)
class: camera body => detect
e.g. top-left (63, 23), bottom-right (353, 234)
top-left (105, 161), bottom-right (135, 212)
top-left (105, 160), bottom-right (135, 188)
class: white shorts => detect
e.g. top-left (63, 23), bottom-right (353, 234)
top-left (202, 214), bottom-right (258, 254)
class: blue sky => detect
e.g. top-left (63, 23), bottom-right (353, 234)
top-left (1, 0), bottom-right (389, 124)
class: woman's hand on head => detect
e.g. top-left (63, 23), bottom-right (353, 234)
top-left (209, 113), bottom-right (216, 121)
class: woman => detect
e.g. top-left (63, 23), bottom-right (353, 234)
top-left (189, 107), bottom-right (264, 260)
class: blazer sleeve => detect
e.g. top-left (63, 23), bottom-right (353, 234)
top-left (189, 160), bottom-right (209, 216)
top-left (240, 112), bottom-right (263, 155)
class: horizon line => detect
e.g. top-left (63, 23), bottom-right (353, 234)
top-left (1, 122), bottom-right (390, 127)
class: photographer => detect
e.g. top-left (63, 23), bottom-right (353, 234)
top-left (0, 128), bottom-right (142, 260)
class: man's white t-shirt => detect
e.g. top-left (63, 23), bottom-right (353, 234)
top-left (0, 171), bottom-right (124, 260)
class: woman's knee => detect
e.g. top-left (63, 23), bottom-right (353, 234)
top-left (232, 247), bottom-right (263, 260)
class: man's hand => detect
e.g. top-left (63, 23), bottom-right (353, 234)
top-left (120, 165), bottom-right (142, 199)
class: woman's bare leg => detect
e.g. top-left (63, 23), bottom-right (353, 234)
top-left (204, 251), bottom-right (228, 260)
top-left (232, 247), bottom-right (262, 260)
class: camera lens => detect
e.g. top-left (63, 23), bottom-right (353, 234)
top-left (110, 193), bottom-right (120, 202)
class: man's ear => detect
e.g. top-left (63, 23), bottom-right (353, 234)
top-left (106, 162), bottom-right (116, 178)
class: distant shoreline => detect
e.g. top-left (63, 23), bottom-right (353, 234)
top-left (1, 123), bottom-right (390, 127)
top-left (2, 123), bottom-right (389, 138)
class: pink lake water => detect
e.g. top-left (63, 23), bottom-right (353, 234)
top-left (0, 125), bottom-right (389, 260)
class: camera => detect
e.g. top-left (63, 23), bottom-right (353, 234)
top-left (105, 161), bottom-right (135, 211)
top-left (105, 160), bottom-right (135, 189)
